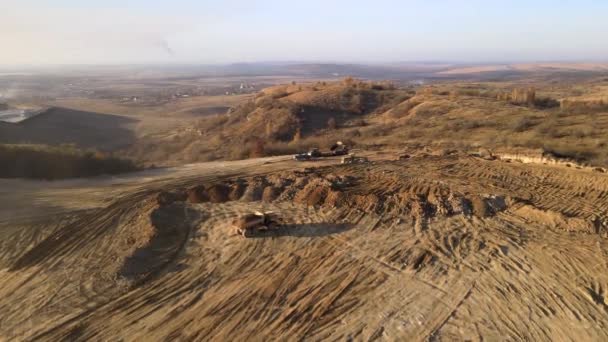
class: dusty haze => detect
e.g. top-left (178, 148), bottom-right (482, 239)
top-left (2, 0), bottom-right (608, 65)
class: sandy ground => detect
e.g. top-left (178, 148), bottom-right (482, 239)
top-left (2, 152), bottom-right (608, 341)
top-left (0, 155), bottom-right (307, 222)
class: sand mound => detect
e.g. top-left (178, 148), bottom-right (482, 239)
top-left (187, 184), bottom-right (232, 203)
top-left (470, 195), bottom-right (489, 217)
top-left (121, 207), bottom-right (158, 257)
top-left (206, 184), bottom-right (231, 203)
top-left (179, 168), bottom-right (512, 222)
top-left (241, 180), bottom-right (266, 202)
top-left (156, 190), bottom-right (187, 206)
top-left (119, 203), bottom-right (194, 282)
top-left (229, 181), bottom-right (247, 201)
top-left (294, 179), bottom-right (332, 206)
top-left (513, 205), bottom-right (595, 233)
top-left (324, 190), bottom-right (345, 207)
top-left (187, 185), bottom-right (209, 203)
top-left (262, 186), bottom-right (283, 202)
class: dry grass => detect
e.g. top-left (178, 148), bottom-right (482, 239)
top-left (561, 98), bottom-right (608, 113)
top-left (115, 78), bottom-right (608, 168)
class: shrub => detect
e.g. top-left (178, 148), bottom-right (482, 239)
top-left (0, 144), bottom-right (139, 180)
top-left (569, 127), bottom-right (595, 139)
top-left (534, 97), bottom-right (560, 109)
top-left (535, 122), bottom-right (562, 138)
top-left (250, 139), bottom-right (266, 158)
top-left (271, 91), bottom-right (289, 99)
top-left (510, 88), bottom-right (536, 105)
top-left (292, 128), bottom-right (302, 143)
top-left (560, 98), bottom-right (608, 113)
top-left (542, 145), bottom-right (597, 164)
top-left (350, 118), bottom-right (367, 127)
top-left (343, 77), bottom-right (356, 87)
top-left (363, 124), bottom-right (392, 137)
top-left (449, 120), bottom-right (483, 131)
top-left (370, 81), bottom-right (396, 91)
top-left (327, 117), bottom-right (337, 130)
top-left (511, 116), bottom-right (536, 132)
top-left (496, 88), bottom-right (539, 106)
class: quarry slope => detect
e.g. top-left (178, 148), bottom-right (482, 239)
top-left (2, 152), bottom-right (608, 341)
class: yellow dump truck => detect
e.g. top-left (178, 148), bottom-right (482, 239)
top-left (232, 211), bottom-right (282, 237)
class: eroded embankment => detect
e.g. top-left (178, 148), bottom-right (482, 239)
top-left (487, 148), bottom-right (607, 173)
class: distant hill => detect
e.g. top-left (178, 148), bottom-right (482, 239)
top-left (0, 107), bottom-right (138, 151)
top-left (125, 79), bottom-right (414, 164)
top-left (126, 77), bottom-right (608, 168)
top-left (196, 79), bottom-right (409, 143)
top-left (164, 62), bottom-right (451, 80)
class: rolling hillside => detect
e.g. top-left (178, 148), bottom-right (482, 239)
top-left (126, 78), bottom-right (608, 167)
top-left (0, 107), bottom-right (137, 151)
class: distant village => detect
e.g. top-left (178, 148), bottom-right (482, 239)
top-left (116, 82), bottom-right (259, 104)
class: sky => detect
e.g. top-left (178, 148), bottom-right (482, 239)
top-left (1, 0), bottom-right (607, 65)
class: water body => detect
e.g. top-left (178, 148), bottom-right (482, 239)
top-left (0, 109), bottom-right (40, 123)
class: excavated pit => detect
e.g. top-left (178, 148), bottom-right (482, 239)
top-left (164, 167), bottom-right (514, 224)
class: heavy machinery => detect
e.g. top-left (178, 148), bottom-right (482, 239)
top-left (293, 153), bottom-right (313, 161)
top-left (341, 154), bottom-right (369, 164)
top-left (293, 142), bottom-right (349, 161)
top-left (233, 211), bottom-right (282, 237)
top-left (330, 141), bottom-right (349, 156)
top-left (293, 148), bottom-right (320, 161)
top-left (309, 148), bottom-right (322, 157)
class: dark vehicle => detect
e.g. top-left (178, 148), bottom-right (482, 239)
top-left (309, 148), bottom-right (321, 157)
top-left (330, 141), bottom-right (349, 156)
top-left (293, 142), bottom-right (348, 161)
top-left (293, 153), bottom-right (313, 161)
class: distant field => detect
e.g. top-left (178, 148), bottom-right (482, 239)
top-left (47, 94), bottom-right (249, 118)
top-left (44, 95), bottom-right (251, 138)
top-left (439, 62), bottom-right (608, 75)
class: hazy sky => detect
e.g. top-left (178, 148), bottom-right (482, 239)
top-left (1, 0), bottom-right (607, 65)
